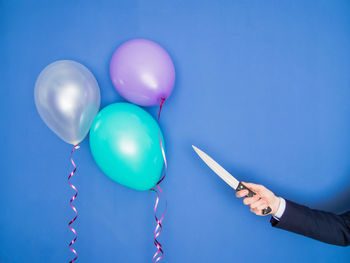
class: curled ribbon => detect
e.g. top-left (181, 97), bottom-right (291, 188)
top-left (68, 145), bottom-right (80, 263)
top-left (150, 98), bottom-right (167, 262)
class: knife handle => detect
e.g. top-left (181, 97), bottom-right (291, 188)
top-left (237, 182), bottom-right (272, 215)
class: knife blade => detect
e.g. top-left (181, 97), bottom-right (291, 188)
top-left (192, 145), bottom-right (272, 215)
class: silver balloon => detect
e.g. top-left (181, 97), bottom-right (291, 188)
top-left (34, 60), bottom-right (101, 145)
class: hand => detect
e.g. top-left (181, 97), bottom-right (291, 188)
top-left (236, 182), bottom-right (280, 216)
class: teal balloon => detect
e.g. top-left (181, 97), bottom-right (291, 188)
top-left (89, 103), bottom-right (165, 191)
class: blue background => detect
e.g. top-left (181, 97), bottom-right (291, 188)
top-left (1, 0), bottom-right (350, 262)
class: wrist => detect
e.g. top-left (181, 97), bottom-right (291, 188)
top-left (272, 196), bottom-right (281, 215)
top-left (273, 197), bottom-right (286, 218)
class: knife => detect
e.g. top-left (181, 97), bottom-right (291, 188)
top-left (192, 145), bottom-right (272, 215)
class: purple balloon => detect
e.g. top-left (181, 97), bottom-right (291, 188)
top-left (110, 39), bottom-right (175, 106)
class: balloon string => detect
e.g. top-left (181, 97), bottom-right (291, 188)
top-left (158, 98), bottom-right (166, 121)
top-left (68, 145), bottom-right (80, 263)
top-left (151, 99), bottom-right (167, 262)
top-left (150, 185), bottom-right (167, 262)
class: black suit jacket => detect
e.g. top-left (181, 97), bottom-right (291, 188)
top-left (270, 199), bottom-right (350, 246)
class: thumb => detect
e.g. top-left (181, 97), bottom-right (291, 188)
top-left (241, 182), bottom-right (265, 194)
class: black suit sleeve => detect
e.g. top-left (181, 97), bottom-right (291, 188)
top-left (270, 199), bottom-right (350, 246)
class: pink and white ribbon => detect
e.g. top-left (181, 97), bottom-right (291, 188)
top-left (68, 145), bottom-right (80, 263)
top-left (150, 99), bottom-right (168, 262)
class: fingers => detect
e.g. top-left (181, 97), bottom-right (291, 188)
top-left (250, 198), bottom-right (267, 210)
top-left (250, 207), bottom-right (265, 216)
top-left (243, 195), bottom-right (260, 205)
top-left (243, 195), bottom-right (269, 216)
top-left (236, 189), bottom-right (249, 198)
top-left (250, 200), bottom-right (269, 216)
top-left (236, 182), bottom-right (274, 216)
top-left (241, 182), bottom-right (265, 194)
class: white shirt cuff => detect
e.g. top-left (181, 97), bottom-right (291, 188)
top-left (272, 197), bottom-right (286, 220)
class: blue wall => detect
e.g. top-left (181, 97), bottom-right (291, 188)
top-left (1, 0), bottom-right (350, 262)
